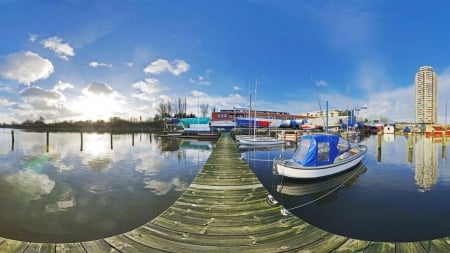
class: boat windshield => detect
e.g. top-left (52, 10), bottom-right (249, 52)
top-left (337, 137), bottom-right (350, 154)
top-left (293, 138), bottom-right (310, 162)
top-left (317, 142), bottom-right (330, 163)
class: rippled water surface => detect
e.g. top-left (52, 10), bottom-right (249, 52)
top-left (0, 129), bottom-right (213, 242)
top-left (241, 133), bottom-right (450, 241)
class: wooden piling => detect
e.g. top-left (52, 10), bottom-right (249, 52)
top-left (132, 132), bottom-right (135, 146)
top-left (110, 132), bottom-right (113, 150)
top-left (80, 132), bottom-right (83, 152)
top-left (408, 133), bottom-right (413, 150)
top-left (11, 130), bottom-right (14, 151)
top-left (46, 131), bottom-right (49, 153)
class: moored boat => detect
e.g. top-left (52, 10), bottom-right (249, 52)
top-left (273, 133), bottom-right (367, 179)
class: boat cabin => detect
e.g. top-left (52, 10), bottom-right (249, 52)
top-left (293, 134), bottom-right (351, 167)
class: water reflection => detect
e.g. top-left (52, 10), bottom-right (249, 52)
top-left (0, 129), bottom-right (213, 243)
top-left (414, 136), bottom-right (439, 191)
top-left (241, 134), bottom-right (450, 241)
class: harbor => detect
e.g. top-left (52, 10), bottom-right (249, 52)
top-left (0, 132), bottom-right (449, 252)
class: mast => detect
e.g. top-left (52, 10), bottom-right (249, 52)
top-left (253, 79), bottom-right (258, 137)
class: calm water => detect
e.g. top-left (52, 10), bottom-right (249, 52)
top-left (0, 129), bottom-right (213, 242)
top-left (241, 134), bottom-right (450, 242)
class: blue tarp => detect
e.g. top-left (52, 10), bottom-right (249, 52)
top-left (180, 117), bottom-right (210, 128)
top-left (292, 134), bottom-right (345, 167)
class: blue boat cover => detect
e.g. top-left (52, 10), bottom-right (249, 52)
top-left (180, 117), bottom-right (210, 128)
top-left (292, 134), bottom-right (349, 167)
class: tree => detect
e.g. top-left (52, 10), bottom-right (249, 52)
top-left (200, 103), bottom-right (209, 117)
top-left (156, 100), bottom-right (173, 119)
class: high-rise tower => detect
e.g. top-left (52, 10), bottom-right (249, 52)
top-left (415, 66), bottom-right (437, 124)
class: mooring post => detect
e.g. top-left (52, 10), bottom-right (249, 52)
top-left (408, 148), bottom-right (413, 163)
top-left (377, 131), bottom-right (382, 149)
top-left (46, 131), bottom-right (49, 153)
top-left (443, 133), bottom-right (447, 160)
top-left (132, 132), bottom-right (135, 146)
top-left (377, 132), bottom-right (382, 162)
top-left (11, 130), bottom-right (14, 151)
top-left (408, 133), bottom-right (413, 150)
top-left (80, 132), bottom-right (83, 151)
top-left (110, 132), bottom-right (113, 150)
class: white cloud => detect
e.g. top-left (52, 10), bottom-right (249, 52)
top-left (28, 33), bottom-right (38, 43)
top-left (20, 86), bottom-right (63, 100)
top-left (143, 59), bottom-right (190, 76)
top-left (125, 62), bottom-right (133, 67)
top-left (89, 61), bottom-right (112, 68)
top-left (41, 36), bottom-right (75, 61)
top-left (0, 97), bottom-right (16, 106)
top-left (15, 85), bottom-right (77, 121)
top-left (53, 81), bottom-right (74, 91)
top-left (132, 78), bottom-right (167, 102)
top-left (232, 86), bottom-right (241, 91)
top-left (0, 51), bottom-right (54, 85)
top-left (83, 82), bottom-right (114, 95)
top-left (312, 79), bottom-right (328, 87)
top-left (190, 69), bottom-right (213, 86)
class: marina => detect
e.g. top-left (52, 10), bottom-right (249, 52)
top-left (0, 131), bottom-right (449, 252)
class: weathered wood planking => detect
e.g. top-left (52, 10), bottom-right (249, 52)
top-left (0, 133), bottom-right (449, 252)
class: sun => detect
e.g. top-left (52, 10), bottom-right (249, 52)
top-left (72, 94), bottom-right (122, 121)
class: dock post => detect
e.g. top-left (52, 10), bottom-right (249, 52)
top-left (11, 130), bottom-right (14, 151)
top-left (377, 132), bottom-right (382, 162)
top-left (408, 133), bottom-right (413, 150)
top-left (46, 131), bottom-right (49, 153)
top-left (110, 132), bottom-right (113, 150)
top-left (442, 133), bottom-right (447, 147)
top-left (132, 132), bottom-right (135, 146)
top-left (80, 132), bottom-right (83, 151)
top-left (443, 133), bottom-right (447, 160)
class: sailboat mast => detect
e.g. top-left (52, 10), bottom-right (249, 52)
top-left (254, 80), bottom-right (258, 137)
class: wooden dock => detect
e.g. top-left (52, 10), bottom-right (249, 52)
top-left (1, 133), bottom-right (450, 252)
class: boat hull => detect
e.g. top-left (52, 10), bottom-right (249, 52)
top-left (238, 137), bottom-right (285, 146)
top-left (273, 145), bottom-right (367, 179)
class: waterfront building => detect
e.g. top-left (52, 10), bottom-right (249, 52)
top-left (415, 66), bottom-right (438, 124)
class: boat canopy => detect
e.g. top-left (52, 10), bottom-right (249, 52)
top-left (180, 117), bottom-right (210, 128)
top-left (292, 134), bottom-right (351, 167)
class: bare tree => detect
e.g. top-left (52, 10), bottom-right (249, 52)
top-left (156, 100), bottom-right (173, 119)
top-left (174, 97), bottom-right (187, 118)
top-left (200, 103), bottom-right (209, 117)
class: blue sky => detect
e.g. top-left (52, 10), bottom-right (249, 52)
top-left (1, 0), bottom-right (450, 123)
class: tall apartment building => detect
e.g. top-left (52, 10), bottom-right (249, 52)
top-left (415, 66), bottom-right (437, 124)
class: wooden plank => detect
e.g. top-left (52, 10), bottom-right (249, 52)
top-left (23, 243), bottom-right (56, 253)
top-left (81, 240), bottom-right (119, 253)
top-left (423, 238), bottom-right (450, 252)
top-left (364, 242), bottom-right (395, 253)
top-left (395, 242), bottom-right (427, 253)
top-left (105, 234), bottom-right (164, 253)
top-left (55, 243), bottom-right (85, 253)
top-left (334, 238), bottom-right (371, 252)
top-left (0, 239), bottom-right (29, 252)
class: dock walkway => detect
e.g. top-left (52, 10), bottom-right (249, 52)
top-left (1, 134), bottom-right (450, 252)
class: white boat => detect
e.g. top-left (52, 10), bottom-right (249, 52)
top-left (275, 162), bottom-right (367, 196)
top-left (273, 134), bottom-right (367, 179)
top-left (383, 125), bottom-right (395, 134)
top-left (238, 136), bottom-right (285, 146)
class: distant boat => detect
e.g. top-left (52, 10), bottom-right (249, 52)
top-left (273, 134), bottom-right (367, 179)
top-left (383, 125), bottom-right (395, 134)
top-left (237, 136), bottom-right (285, 146)
top-left (235, 118), bottom-right (270, 128)
top-left (210, 120), bottom-right (235, 132)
